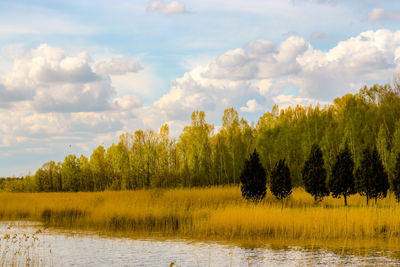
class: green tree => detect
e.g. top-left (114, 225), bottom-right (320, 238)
top-left (240, 149), bottom-right (266, 201)
top-left (270, 159), bottom-right (292, 208)
top-left (302, 144), bottom-right (329, 202)
top-left (328, 143), bottom-right (355, 206)
top-left (178, 111), bottom-right (213, 187)
top-left (34, 161), bottom-right (56, 192)
top-left (34, 168), bottom-right (47, 192)
top-left (392, 152), bottom-right (400, 202)
top-left (90, 146), bottom-right (110, 191)
top-left (356, 147), bottom-right (389, 204)
top-left (79, 155), bottom-right (93, 191)
top-left (61, 155), bottom-right (81, 192)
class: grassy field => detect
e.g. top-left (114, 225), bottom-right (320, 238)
top-left (1, 186), bottom-right (400, 249)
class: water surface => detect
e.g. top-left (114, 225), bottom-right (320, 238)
top-left (0, 221), bottom-right (398, 266)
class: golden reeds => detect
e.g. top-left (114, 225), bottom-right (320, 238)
top-left (0, 187), bottom-right (400, 246)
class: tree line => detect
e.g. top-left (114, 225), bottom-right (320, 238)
top-left (1, 83), bottom-right (400, 196)
top-left (240, 141), bottom-right (399, 206)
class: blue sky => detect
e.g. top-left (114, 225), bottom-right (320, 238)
top-left (1, 0), bottom-right (400, 176)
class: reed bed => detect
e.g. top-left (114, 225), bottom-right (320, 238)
top-left (0, 187), bottom-right (400, 245)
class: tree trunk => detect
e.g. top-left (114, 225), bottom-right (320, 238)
top-left (366, 195), bottom-right (369, 205)
top-left (344, 193), bottom-right (347, 206)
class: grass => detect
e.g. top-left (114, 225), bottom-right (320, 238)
top-left (0, 223), bottom-right (51, 266)
top-left (1, 186), bottom-right (400, 250)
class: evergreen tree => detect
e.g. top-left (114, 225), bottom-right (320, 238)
top-left (240, 149), bottom-right (266, 201)
top-left (270, 159), bottom-right (292, 208)
top-left (355, 147), bottom-right (389, 204)
top-left (329, 143), bottom-right (355, 206)
top-left (393, 152), bottom-right (400, 202)
top-left (302, 144), bottom-right (329, 201)
top-left (355, 148), bottom-right (372, 204)
top-left (371, 146), bottom-right (390, 203)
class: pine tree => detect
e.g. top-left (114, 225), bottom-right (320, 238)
top-left (355, 147), bottom-right (389, 204)
top-left (302, 144), bottom-right (329, 202)
top-left (270, 159), bottom-right (292, 208)
top-left (329, 143), bottom-right (355, 206)
top-left (240, 149), bottom-right (266, 201)
top-left (393, 152), bottom-right (400, 202)
top-left (371, 146), bottom-right (389, 203)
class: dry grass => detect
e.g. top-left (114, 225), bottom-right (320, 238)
top-left (0, 187), bottom-right (400, 247)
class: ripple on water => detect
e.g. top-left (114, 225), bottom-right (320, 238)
top-left (0, 221), bottom-right (399, 266)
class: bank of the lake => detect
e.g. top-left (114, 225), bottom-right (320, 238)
top-left (1, 186), bottom-right (400, 249)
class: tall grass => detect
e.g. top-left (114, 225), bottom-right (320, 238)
top-left (1, 187), bottom-right (400, 247)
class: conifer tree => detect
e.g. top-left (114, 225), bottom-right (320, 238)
top-left (372, 147), bottom-right (390, 203)
top-left (329, 143), bottom-right (355, 206)
top-left (392, 152), bottom-right (400, 202)
top-left (355, 147), bottom-right (389, 204)
top-left (240, 149), bottom-right (266, 201)
top-left (270, 159), bottom-right (292, 208)
top-left (302, 144), bottom-right (329, 201)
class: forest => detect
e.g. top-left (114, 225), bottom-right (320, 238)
top-left (1, 83), bottom-right (400, 196)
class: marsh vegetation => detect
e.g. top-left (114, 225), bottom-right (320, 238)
top-left (1, 187), bottom-right (400, 246)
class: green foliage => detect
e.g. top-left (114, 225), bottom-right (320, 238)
top-left (393, 152), bottom-right (400, 202)
top-left (302, 144), bottom-right (329, 201)
top-left (0, 177), bottom-right (26, 192)
top-left (61, 155), bottom-right (81, 192)
top-left (240, 150), bottom-right (267, 201)
top-left (329, 143), bottom-right (355, 205)
top-left (356, 147), bottom-right (389, 204)
top-left (90, 146), bottom-right (110, 191)
top-left (12, 83), bottom-right (400, 201)
top-left (270, 159), bottom-right (292, 203)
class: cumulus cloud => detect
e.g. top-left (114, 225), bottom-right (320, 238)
top-left (3, 30), bottom-right (400, 176)
top-left (95, 57), bottom-right (143, 76)
top-left (140, 29), bottom-right (400, 130)
top-left (240, 99), bottom-right (264, 112)
top-left (0, 44), bottom-right (144, 113)
top-left (147, 0), bottom-right (187, 15)
top-left (366, 8), bottom-right (400, 22)
top-left (112, 95), bottom-right (142, 110)
top-left (273, 95), bottom-right (329, 109)
top-left (203, 37), bottom-right (309, 80)
top-left (0, 43), bottom-right (146, 165)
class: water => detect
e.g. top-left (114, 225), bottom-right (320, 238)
top-left (0, 221), bottom-right (399, 266)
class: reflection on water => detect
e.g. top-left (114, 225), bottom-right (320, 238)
top-left (0, 221), bottom-right (399, 266)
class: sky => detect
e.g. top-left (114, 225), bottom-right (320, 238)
top-left (1, 0), bottom-right (400, 176)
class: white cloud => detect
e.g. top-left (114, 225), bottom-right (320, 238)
top-left (0, 44), bottom-right (145, 162)
top-left (0, 44), bottom-right (144, 113)
top-left (139, 29), bottom-right (400, 130)
top-left (273, 94), bottom-right (329, 109)
top-left (112, 95), bottom-right (142, 110)
top-left (95, 57), bottom-right (143, 75)
top-left (240, 99), bottom-right (264, 112)
top-left (366, 8), bottom-right (400, 22)
top-left (147, 0), bottom-right (187, 15)
top-left (3, 29), bottom-right (400, 176)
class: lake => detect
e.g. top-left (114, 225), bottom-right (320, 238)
top-left (0, 221), bottom-right (399, 266)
